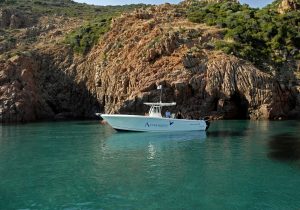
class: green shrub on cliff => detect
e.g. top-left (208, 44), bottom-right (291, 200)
top-left (187, 1), bottom-right (300, 70)
top-left (65, 17), bottom-right (111, 54)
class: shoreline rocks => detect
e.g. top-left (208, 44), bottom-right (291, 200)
top-left (0, 3), bottom-right (299, 123)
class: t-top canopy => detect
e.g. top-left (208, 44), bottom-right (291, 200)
top-left (144, 102), bottom-right (176, 107)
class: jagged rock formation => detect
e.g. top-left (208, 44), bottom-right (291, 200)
top-left (278, 0), bottom-right (300, 14)
top-left (0, 49), bottom-right (99, 122)
top-left (92, 5), bottom-right (300, 120)
top-left (0, 2), bottom-right (299, 123)
top-left (0, 13), bottom-right (98, 122)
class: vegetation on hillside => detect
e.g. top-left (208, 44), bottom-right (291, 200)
top-left (187, 0), bottom-right (300, 70)
top-left (63, 3), bottom-right (146, 54)
top-left (0, 0), bottom-right (146, 55)
top-left (64, 16), bottom-right (112, 54)
top-left (0, 0), bottom-right (143, 18)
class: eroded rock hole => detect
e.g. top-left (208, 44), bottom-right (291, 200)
top-left (224, 92), bottom-right (249, 119)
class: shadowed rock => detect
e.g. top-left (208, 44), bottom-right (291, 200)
top-left (0, 50), bottom-right (99, 123)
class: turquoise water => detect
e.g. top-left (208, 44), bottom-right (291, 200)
top-left (0, 120), bottom-right (300, 210)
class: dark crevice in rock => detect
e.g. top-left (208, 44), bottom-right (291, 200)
top-left (224, 92), bottom-right (249, 119)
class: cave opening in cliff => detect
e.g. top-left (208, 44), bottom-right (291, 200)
top-left (225, 92), bottom-right (249, 119)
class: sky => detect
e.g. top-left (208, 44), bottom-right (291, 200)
top-left (74, 0), bottom-right (275, 8)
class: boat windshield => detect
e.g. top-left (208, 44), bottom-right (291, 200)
top-left (144, 102), bottom-right (176, 118)
top-left (149, 105), bottom-right (162, 117)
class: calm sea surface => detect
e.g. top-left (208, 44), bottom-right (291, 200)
top-left (0, 120), bottom-right (300, 210)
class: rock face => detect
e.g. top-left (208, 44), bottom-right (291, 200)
top-left (0, 55), bottom-right (40, 122)
top-left (0, 3), bottom-right (299, 123)
top-left (278, 0), bottom-right (300, 14)
top-left (91, 5), bottom-right (300, 120)
top-left (0, 10), bottom-right (96, 123)
top-left (0, 48), bottom-right (99, 123)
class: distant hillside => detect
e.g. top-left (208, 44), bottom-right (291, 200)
top-left (0, 0), bottom-right (145, 57)
top-left (0, 0), bottom-right (143, 18)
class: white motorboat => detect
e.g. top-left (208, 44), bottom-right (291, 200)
top-left (100, 102), bottom-right (210, 132)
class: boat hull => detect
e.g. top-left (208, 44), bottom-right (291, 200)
top-left (101, 114), bottom-right (208, 132)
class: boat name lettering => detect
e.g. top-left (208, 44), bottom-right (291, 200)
top-left (145, 122), bottom-right (168, 127)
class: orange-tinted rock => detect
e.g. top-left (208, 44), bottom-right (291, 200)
top-left (0, 4), bottom-right (299, 123)
top-left (91, 5), bottom-right (299, 120)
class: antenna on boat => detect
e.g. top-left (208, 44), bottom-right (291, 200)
top-left (157, 85), bottom-right (162, 103)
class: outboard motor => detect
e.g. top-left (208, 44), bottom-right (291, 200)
top-left (203, 116), bottom-right (210, 131)
top-left (205, 120), bottom-right (210, 131)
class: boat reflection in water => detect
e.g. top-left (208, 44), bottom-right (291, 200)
top-left (104, 130), bottom-right (207, 151)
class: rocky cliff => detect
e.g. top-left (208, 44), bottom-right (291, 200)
top-left (0, 1), bottom-right (299, 123)
top-left (0, 10), bottom-right (98, 122)
top-left (92, 5), bottom-right (300, 120)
